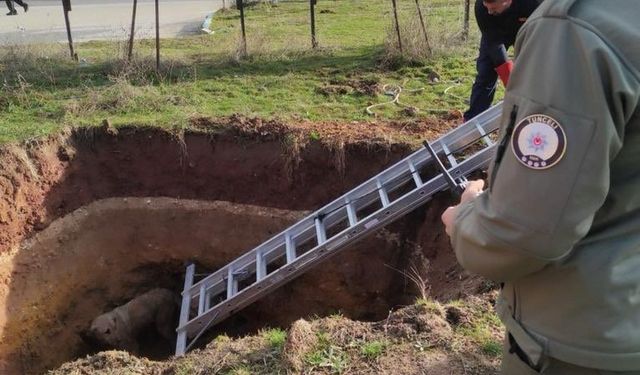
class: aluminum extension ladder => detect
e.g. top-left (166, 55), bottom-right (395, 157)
top-left (175, 102), bottom-right (504, 355)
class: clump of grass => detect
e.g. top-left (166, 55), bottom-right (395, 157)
top-left (0, 43), bottom-right (71, 87)
top-left (225, 365), bottom-right (252, 375)
top-left (481, 339), bottom-right (503, 357)
top-left (305, 332), bottom-right (350, 374)
top-left (415, 297), bottom-right (446, 316)
top-left (383, 17), bottom-right (433, 67)
top-left (104, 55), bottom-right (196, 85)
top-left (263, 327), bottom-right (287, 351)
top-left (215, 333), bottom-right (231, 344)
top-left (360, 340), bottom-right (387, 360)
top-left (446, 298), bottom-right (504, 357)
top-left (173, 359), bottom-right (198, 375)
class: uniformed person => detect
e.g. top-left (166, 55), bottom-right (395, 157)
top-left (464, 0), bottom-right (540, 122)
top-left (442, 0), bottom-right (640, 373)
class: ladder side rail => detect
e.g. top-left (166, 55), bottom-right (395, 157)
top-left (353, 120), bottom-right (493, 212)
top-left (373, 101), bottom-right (501, 189)
top-left (187, 145), bottom-right (483, 300)
top-left (436, 102), bottom-right (502, 153)
top-left (188, 180), bottom-right (379, 295)
top-left (175, 264), bottom-right (196, 356)
top-left (188, 228), bottom-right (295, 297)
top-left (192, 190), bottom-right (390, 306)
top-left (185, 104), bottom-right (503, 300)
top-left (372, 105), bottom-right (500, 192)
top-left (189, 224), bottom-right (320, 302)
top-left (304, 101), bottom-right (501, 221)
top-left (180, 145), bottom-right (497, 337)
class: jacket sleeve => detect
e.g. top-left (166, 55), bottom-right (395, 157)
top-left (451, 16), bottom-right (640, 282)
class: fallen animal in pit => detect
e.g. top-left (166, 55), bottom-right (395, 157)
top-left (82, 288), bottom-right (180, 353)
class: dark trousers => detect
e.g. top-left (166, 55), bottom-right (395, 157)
top-left (5, 0), bottom-right (27, 11)
top-left (464, 36), bottom-right (512, 121)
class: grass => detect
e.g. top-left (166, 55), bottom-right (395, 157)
top-left (481, 339), bottom-right (503, 357)
top-left (262, 327), bottom-right (287, 351)
top-left (360, 340), bottom-right (387, 360)
top-left (225, 365), bottom-right (253, 375)
top-left (305, 332), bottom-right (350, 374)
top-left (447, 299), bottom-right (504, 358)
top-left (0, 0), bottom-right (499, 144)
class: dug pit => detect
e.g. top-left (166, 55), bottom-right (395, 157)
top-left (0, 122), bottom-right (485, 374)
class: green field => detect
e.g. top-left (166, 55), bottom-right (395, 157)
top-left (0, 0), bottom-right (498, 143)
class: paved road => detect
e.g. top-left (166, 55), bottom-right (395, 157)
top-left (0, 0), bottom-right (223, 45)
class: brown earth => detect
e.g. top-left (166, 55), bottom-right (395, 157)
top-left (51, 297), bottom-right (501, 375)
top-left (0, 116), bottom-right (488, 374)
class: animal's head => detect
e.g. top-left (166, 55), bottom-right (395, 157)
top-left (86, 313), bottom-right (120, 347)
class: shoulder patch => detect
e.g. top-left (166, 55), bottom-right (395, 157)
top-left (511, 114), bottom-right (566, 170)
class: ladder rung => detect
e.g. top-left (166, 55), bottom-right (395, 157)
top-left (226, 267), bottom-right (238, 299)
top-left (256, 250), bottom-right (266, 281)
top-left (407, 159), bottom-right (423, 187)
top-left (440, 141), bottom-right (458, 167)
top-left (176, 102), bottom-right (505, 357)
top-left (474, 119), bottom-right (494, 146)
top-left (198, 284), bottom-right (206, 315)
top-left (285, 233), bottom-right (296, 263)
top-left (345, 198), bottom-right (357, 226)
top-left (205, 289), bottom-right (211, 311)
top-left (376, 178), bottom-right (390, 207)
top-left (315, 217), bottom-right (326, 244)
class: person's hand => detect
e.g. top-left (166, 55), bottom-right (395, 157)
top-left (460, 180), bottom-right (485, 205)
top-left (441, 206), bottom-right (457, 237)
top-left (441, 180), bottom-right (485, 237)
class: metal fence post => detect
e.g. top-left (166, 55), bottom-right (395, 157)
top-left (414, 0), bottom-right (431, 56)
top-left (310, 0), bottom-right (318, 49)
top-left (62, 0), bottom-right (77, 61)
top-left (155, 0), bottom-right (160, 71)
top-left (390, 0), bottom-right (403, 54)
top-left (463, 0), bottom-right (470, 40)
top-left (238, 0), bottom-right (247, 57)
top-left (128, 0), bottom-right (138, 61)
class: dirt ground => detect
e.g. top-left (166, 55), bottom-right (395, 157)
top-left (51, 297), bottom-right (501, 375)
top-left (0, 115), bottom-right (496, 374)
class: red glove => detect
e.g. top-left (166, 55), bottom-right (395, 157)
top-left (495, 60), bottom-right (513, 87)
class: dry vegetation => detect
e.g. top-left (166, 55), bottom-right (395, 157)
top-left (51, 295), bottom-right (503, 375)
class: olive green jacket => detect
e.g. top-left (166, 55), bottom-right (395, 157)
top-left (452, 0), bottom-right (640, 370)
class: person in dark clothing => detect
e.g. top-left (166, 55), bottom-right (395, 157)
top-left (5, 0), bottom-right (28, 16)
top-left (463, 0), bottom-right (540, 121)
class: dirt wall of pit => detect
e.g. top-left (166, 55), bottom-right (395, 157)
top-left (0, 126), bottom-right (482, 374)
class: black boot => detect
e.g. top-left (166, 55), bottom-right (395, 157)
top-left (6, 9), bottom-right (17, 15)
top-left (22, 3), bottom-right (28, 12)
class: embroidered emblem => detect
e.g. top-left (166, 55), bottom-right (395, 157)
top-left (511, 114), bottom-right (566, 170)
